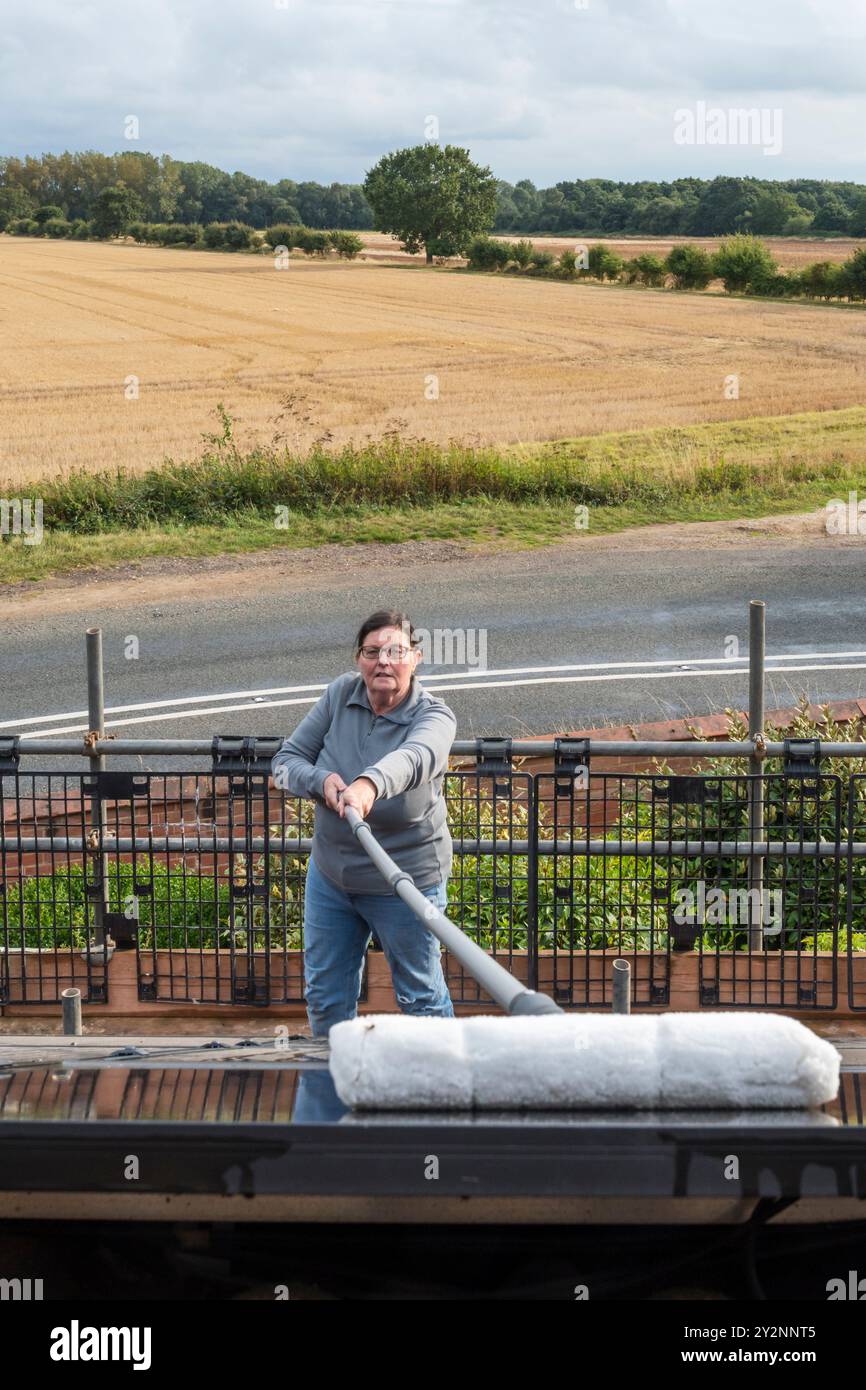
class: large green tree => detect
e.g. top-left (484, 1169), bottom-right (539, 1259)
top-left (91, 182), bottom-right (143, 237)
top-left (363, 144), bottom-right (497, 263)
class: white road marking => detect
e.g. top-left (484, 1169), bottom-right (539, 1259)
top-left (6, 644), bottom-right (866, 728)
top-left (10, 656), bottom-right (866, 737)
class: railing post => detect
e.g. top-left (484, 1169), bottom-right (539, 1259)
top-left (86, 628), bottom-right (108, 948)
top-left (612, 958), bottom-right (631, 1014)
top-left (748, 601), bottom-right (766, 951)
top-left (61, 987), bottom-right (83, 1036)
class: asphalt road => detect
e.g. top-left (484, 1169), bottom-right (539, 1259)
top-left (2, 535), bottom-right (865, 771)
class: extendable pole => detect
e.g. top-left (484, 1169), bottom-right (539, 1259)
top-left (341, 805), bottom-right (563, 1015)
top-left (86, 628), bottom-right (109, 948)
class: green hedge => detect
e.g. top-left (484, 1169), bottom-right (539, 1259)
top-left (465, 235), bottom-right (866, 302)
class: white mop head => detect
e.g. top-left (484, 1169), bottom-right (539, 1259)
top-left (327, 1012), bottom-right (840, 1111)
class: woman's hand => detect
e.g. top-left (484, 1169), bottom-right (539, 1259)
top-left (338, 777), bottom-right (378, 819)
top-left (322, 772), bottom-right (348, 811)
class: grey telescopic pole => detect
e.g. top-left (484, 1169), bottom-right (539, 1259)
top-left (340, 804), bottom-right (563, 1015)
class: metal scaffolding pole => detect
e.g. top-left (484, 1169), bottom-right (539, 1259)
top-left (748, 601), bottom-right (766, 951)
top-left (86, 628), bottom-right (109, 948)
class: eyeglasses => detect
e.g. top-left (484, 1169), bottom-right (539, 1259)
top-left (358, 644), bottom-right (415, 662)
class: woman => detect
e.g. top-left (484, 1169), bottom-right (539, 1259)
top-left (271, 610), bottom-right (457, 1037)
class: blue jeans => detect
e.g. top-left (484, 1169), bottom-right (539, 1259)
top-left (302, 856), bottom-right (455, 1037)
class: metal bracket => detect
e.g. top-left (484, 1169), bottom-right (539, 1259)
top-left (653, 775), bottom-right (716, 804)
top-left (671, 916), bottom-right (700, 951)
top-left (102, 911), bottom-right (138, 950)
top-left (783, 739), bottom-right (821, 776)
top-left (554, 737), bottom-right (590, 796)
top-left (84, 771), bottom-right (149, 800)
top-left (554, 737), bottom-right (590, 773)
top-left (0, 736), bottom-right (21, 771)
top-left (211, 735), bottom-right (285, 773)
top-left (232, 971), bottom-right (269, 1005)
top-left (474, 737), bottom-right (513, 795)
top-left (474, 736), bottom-right (512, 772)
top-left (83, 730), bottom-right (116, 752)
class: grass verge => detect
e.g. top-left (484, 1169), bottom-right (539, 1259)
top-left (2, 406), bottom-right (865, 585)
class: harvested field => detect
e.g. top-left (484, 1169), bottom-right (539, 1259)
top-left (1, 236), bottom-right (865, 483)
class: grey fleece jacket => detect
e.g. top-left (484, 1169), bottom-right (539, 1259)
top-left (271, 671), bottom-right (457, 893)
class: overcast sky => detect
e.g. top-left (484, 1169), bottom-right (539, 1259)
top-left (2, 0), bottom-right (865, 185)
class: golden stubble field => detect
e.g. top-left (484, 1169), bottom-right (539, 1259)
top-left (1, 235), bottom-right (865, 483)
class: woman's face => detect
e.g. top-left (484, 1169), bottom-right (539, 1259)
top-left (356, 625), bottom-right (421, 704)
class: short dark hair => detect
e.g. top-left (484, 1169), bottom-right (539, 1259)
top-left (354, 610), bottom-right (419, 655)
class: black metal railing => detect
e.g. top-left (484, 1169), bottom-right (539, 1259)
top-left (848, 774), bottom-right (866, 1012)
top-left (3, 752), bottom-right (866, 1011)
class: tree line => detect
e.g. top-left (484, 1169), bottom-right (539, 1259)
top-left (468, 233), bottom-right (866, 301)
top-left (0, 151), bottom-right (372, 231)
top-left (2, 150), bottom-right (866, 239)
top-left (493, 175), bottom-right (866, 238)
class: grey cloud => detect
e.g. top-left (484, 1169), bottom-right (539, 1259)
top-left (0, 0), bottom-right (864, 182)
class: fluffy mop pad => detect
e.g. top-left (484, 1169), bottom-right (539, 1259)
top-left (327, 1012), bottom-right (840, 1111)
